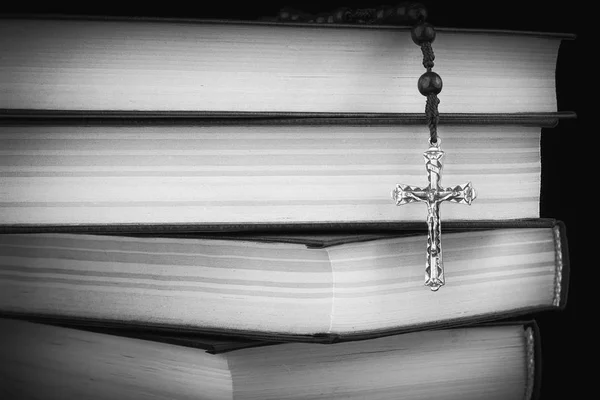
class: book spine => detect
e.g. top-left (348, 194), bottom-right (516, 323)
top-left (524, 326), bottom-right (536, 400)
top-left (553, 220), bottom-right (570, 309)
top-left (529, 321), bottom-right (543, 400)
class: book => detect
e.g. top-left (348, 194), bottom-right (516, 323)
top-left (0, 15), bottom-right (570, 115)
top-left (0, 120), bottom-right (569, 228)
top-left (0, 220), bottom-right (568, 341)
top-left (0, 318), bottom-right (540, 400)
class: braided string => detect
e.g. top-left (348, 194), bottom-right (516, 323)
top-left (420, 40), bottom-right (439, 143)
top-left (426, 94), bottom-right (440, 144)
top-left (420, 42), bottom-right (435, 70)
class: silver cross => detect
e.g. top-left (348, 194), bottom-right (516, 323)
top-left (391, 140), bottom-right (476, 291)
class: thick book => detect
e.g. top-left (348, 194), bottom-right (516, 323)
top-left (0, 318), bottom-right (541, 400)
top-left (0, 120), bottom-right (570, 228)
top-left (0, 15), bottom-right (571, 115)
top-left (0, 220), bottom-right (568, 342)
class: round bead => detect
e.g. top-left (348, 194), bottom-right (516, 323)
top-left (411, 22), bottom-right (436, 45)
top-left (278, 9), bottom-right (292, 21)
top-left (407, 3), bottom-right (428, 21)
top-left (375, 5), bottom-right (390, 20)
top-left (391, 5), bottom-right (407, 19)
top-left (315, 13), bottom-right (328, 23)
top-left (377, 5), bottom-right (410, 22)
top-left (332, 7), bottom-right (350, 23)
top-left (418, 71), bottom-right (443, 95)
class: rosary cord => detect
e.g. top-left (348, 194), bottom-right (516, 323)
top-left (412, 18), bottom-right (441, 145)
top-left (420, 42), bottom-right (435, 70)
top-left (426, 94), bottom-right (440, 144)
top-left (420, 41), bottom-right (439, 143)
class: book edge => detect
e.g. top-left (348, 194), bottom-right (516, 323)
top-left (102, 218), bottom-right (562, 247)
top-left (0, 218), bottom-right (561, 235)
top-left (0, 111), bottom-right (577, 126)
top-left (524, 326), bottom-right (536, 400)
top-left (554, 220), bottom-right (570, 309)
top-left (0, 304), bottom-right (560, 347)
top-left (0, 14), bottom-right (577, 39)
top-left (553, 224), bottom-right (563, 307)
top-left (530, 321), bottom-right (543, 400)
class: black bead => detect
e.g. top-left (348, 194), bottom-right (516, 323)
top-left (407, 3), bottom-right (428, 21)
top-left (418, 71), bottom-right (443, 96)
top-left (375, 5), bottom-right (392, 21)
top-left (390, 4), bottom-right (407, 20)
top-left (411, 23), bottom-right (436, 45)
top-left (378, 4), bottom-right (411, 23)
top-left (278, 8), bottom-right (292, 21)
top-left (332, 7), bottom-right (350, 23)
top-left (315, 13), bottom-right (329, 23)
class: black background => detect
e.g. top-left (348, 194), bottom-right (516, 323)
top-left (2, 1), bottom-right (582, 398)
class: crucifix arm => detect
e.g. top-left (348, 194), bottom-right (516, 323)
top-left (391, 184), bottom-right (428, 205)
top-left (438, 182), bottom-right (477, 205)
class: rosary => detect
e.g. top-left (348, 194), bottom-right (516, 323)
top-left (391, 11), bottom-right (477, 291)
top-left (275, 3), bottom-right (477, 291)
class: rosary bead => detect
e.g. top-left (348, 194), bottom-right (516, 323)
top-left (411, 22), bottom-right (436, 45)
top-left (332, 7), bottom-right (350, 22)
top-left (407, 3), bottom-right (428, 21)
top-left (375, 5), bottom-right (392, 20)
top-left (278, 8), bottom-right (293, 21)
top-left (390, 4), bottom-right (407, 20)
top-left (315, 13), bottom-right (329, 23)
top-left (377, 4), bottom-right (410, 23)
top-left (280, 8), bottom-right (310, 22)
top-left (418, 71), bottom-right (443, 95)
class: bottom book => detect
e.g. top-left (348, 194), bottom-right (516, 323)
top-left (0, 318), bottom-right (538, 400)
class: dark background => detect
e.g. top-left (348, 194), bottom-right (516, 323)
top-left (2, 1), bottom-right (582, 398)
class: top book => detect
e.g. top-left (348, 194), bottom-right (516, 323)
top-left (0, 16), bottom-right (567, 115)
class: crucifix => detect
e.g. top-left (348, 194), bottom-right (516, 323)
top-left (391, 140), bottom-right (476, 291)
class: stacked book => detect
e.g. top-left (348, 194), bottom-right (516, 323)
top-left (0, 10), bottom-right (574, 399)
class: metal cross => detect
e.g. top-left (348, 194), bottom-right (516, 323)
top-left (391, 140), bottom-right (476, 291)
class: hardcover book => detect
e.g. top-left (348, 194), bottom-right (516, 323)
top-left (0, 318), bottom-right (541, 400)
top-left (0, 120), bottom-right (571, 229)
top-left (0, 16), bottom-right (570, 115)
top-left (0, 220), bottom-right (568, 341)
